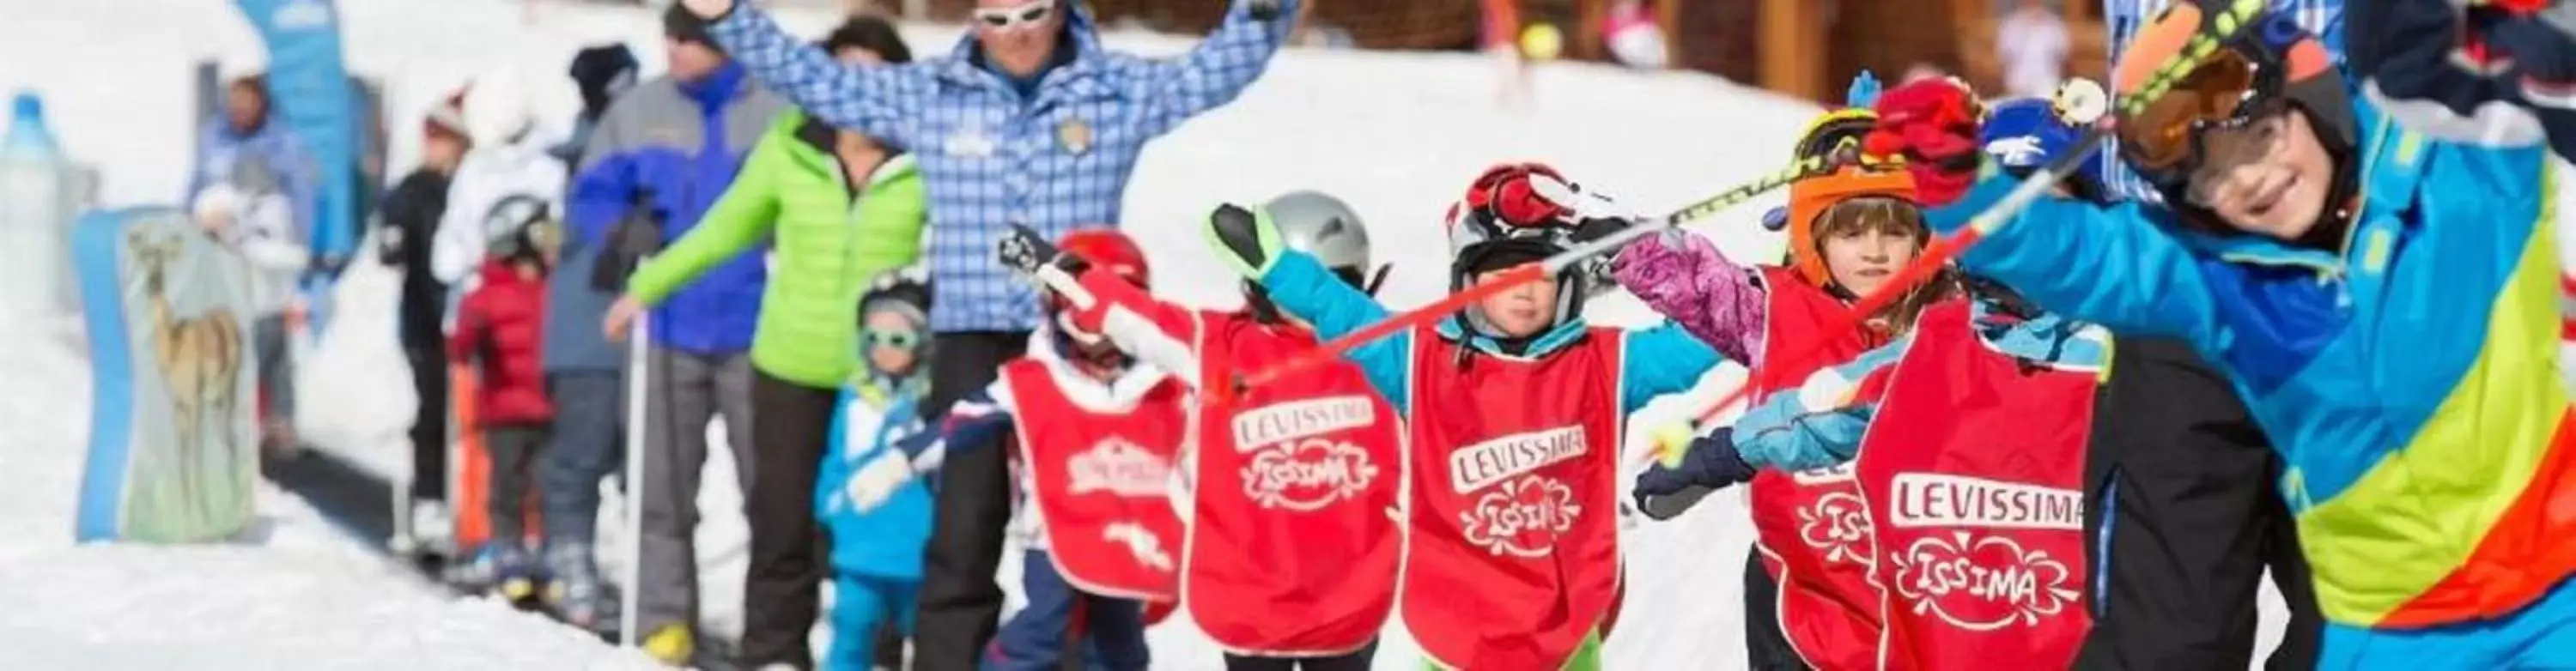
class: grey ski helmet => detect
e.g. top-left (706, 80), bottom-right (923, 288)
top-left (1263, 190), bottom-right (1376, 287)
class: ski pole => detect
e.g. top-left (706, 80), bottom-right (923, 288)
top-left (1237, 159), bottom-right (1830, 390)
top-left (1648, 0), bottom-right (2267, 466)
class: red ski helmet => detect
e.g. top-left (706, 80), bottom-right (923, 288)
top-left (1057, 227), bottom-right (1149, 287)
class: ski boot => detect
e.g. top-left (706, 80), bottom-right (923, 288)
top-left (401, 499), bottom-right (455, 558)
top-left (641, 623), bottom-right (695, 667)
top-left (493, 545), bottom-right (544, 603)
top-left (447, 543), bottom-right (536, 599)
top-left (543, 544), bottom-right (617, 633)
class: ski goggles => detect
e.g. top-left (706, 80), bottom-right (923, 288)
top-left (2115, 45), bottom-right (2283, 188)
top-left (1464, 162), bottom-right (1580, 229)
top-left (2111, 1), bottom-right (2326, 190)
top-left (862, 329), bottom-right (923, 351)
top-left (973, 0), bottom-right (1055, 32)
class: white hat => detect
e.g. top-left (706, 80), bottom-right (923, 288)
top-left (192, 183), bottom-right (244, 222)
top-left (215, 45), bottom-right (270, 84)
top-left (462, 69), bottom-right (536, 146)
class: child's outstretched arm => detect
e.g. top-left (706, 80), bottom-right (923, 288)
top-left (1611, 232), bottom-right (1768, 362)
top-left (1066, 266), bottom-right (1216, 389)
top-left (1727, 337), bottom-right (1907, 471)
top-left (1925, 180), bottom-right (2228, 352)
top-left (1202, 203), bottom-right (1413, 411)
top-left (1617, 322), bottom-right (1728, 414)
top-left (700, 3), bottom-right (934, 148)
top-left (2348, 0), bottom-right (2576, 160)
top-left (890, 379), bottom-right (1020, 475)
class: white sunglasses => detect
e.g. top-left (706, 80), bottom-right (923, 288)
top-left (973, 0), bottom-right (1054, 32)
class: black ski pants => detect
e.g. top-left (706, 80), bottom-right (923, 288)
top-left (913, 330), bottom-right (1033, 670)
top-left (738, 370), bottom-right (843, 668)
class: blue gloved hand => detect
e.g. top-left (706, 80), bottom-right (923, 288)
top-left (1633, 427), bottom-right (1757, 520)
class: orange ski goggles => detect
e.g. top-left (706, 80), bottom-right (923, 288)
top-left (2111, 1), bottom-right (2332, 189)
top-left (2115, 41), bottom-right (2281, 187)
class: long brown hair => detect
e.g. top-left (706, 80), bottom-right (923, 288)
top-left (1809, 196), bottom-right (1957, 339)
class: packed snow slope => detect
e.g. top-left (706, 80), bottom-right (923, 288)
top-left (2, 0), bottom-right (2289, 667)
top-left (0, 319), bottom-right (654, 669)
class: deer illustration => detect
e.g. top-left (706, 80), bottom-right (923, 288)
top-left (127, 231), bottom-right (244, 515)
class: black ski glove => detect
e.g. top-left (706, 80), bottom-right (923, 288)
top-left (996, 224), bottom-right (1083, 278)
top-left (1632, 427), bottom-right (1755, 520)
top-left (1568, 215), bottom-right (1637, 245)
top-left (1203, 202), bottom-right (1285, 280)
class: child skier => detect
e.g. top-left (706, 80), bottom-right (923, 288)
top-left (1658, 92), bottom-right (2125, 669)
top-left (1859, 3), bottom-right (2576, 665)
top-left (844, 229), bottom-right (1182, 671)
top-left (187, 158), bottom-right (310, 455)
top-left (1613, 85), bottom-right (1955, 669)
top-left (1201, 164), bottom-right (1722, 669)
top-left (993, 190), bottom-right (1402, 671)
top-left (811, 270), bottom-right (937, 671)
top-left (444, 208), bottom-right (557, 597)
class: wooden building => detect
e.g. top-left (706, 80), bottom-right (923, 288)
top-left (902, 0), bottom-right (2105, 104)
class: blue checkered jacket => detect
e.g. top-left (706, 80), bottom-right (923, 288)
top-left (708, 0), bottom-right (1298, 332)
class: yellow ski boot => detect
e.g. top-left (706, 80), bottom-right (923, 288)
top-left (641, 624), bottom-right (694, 667)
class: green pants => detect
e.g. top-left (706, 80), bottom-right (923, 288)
top-left (1422, 631), bottom-right (1604, 671)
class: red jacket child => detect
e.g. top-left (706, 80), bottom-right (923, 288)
top-left (1036, 193), bottom-right (1406, 660)
top-left (449, 257), bottom-right (553, 424)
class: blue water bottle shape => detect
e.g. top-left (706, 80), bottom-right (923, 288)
top-left (3, 90), bottom-right (77, 316)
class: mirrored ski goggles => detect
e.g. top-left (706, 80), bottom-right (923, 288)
top-left (2115, 42), bottom-right (2283, 189)
top-left (974, 0), bottom-right (1054, 32)
top-left (863, 329), bottom-right (923, 351)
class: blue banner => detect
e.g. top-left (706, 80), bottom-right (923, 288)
top-left (234, 0), bottom-right (356, 263)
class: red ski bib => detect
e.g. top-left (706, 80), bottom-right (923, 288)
top-left (1182, 313), bottom-right (1405, 655)
top-left (1747, 266), bottom-right (1888, 670)
top-left (1856, 301), bottom-right (2093, 669)
top-left (1005, 359), bottom-right (1191, 603)
top-left (1400, 326), bottom-right (1625, 670)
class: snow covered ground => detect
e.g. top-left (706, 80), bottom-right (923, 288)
top-left (1, 0), bottom-right (2297, 668)
top-left (0, 318), bottom-right (653, 669)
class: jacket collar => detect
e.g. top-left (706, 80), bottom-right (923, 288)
top-left (937, 2), bottom-right (1104, 102)
top-left (1433, 317), bottom-right (1590, 360)
top-left (675, 62), bottom-right (749, 110)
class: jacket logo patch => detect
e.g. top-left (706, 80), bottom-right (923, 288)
top-left (1458, 475), bottom-right (1583, 558)
top-left (1890, 531), bottom-right (2082, 631)
top-left (946, 124), bottom-right (997, 157)
top-left (1242, 438), bottom-right (1379, 511)
top-left (1448, 426), bottom-right (1587, 493)
top-left (1067, 437), bottom-right (1171, 497)
top-left (1887, 473), bottom-right (2083, 531)
top-left (1796, 491), bottom-right (1874, 565)
top-left (1231, 396), bottom-right (1375, 448)
top-left (1102, 520), bottom-right (1176, 573)
top-left (1057, 116), bottom-right (1093, 155)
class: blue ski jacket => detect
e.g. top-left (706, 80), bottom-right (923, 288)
top-left (815, 378), bottom-right (936, 580)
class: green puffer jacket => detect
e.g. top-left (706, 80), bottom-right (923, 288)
top-left (627, 109), bottom-right (927, 389)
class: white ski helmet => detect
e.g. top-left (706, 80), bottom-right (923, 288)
top-left (1261, 190), bottom-right (1376, 287)
top-left (462, 69), bottom-right (538, 147)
